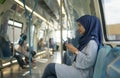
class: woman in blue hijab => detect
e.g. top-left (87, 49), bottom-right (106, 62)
top-left (41, 15), bottom-right (102, 78)
top-left (76, 15), bottom-right (102, 51)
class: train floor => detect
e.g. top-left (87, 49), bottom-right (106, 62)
top-left (0, 51), bottom-right (61, 78)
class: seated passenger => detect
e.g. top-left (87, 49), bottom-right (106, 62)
top-left (49, 38), bottom-right (55, 54)
top-left (41, 15), bottom-right (102, 78)
top-left (14, 33), bottom-right (36, 69)
top-left (15, 33), bottom-right (29, 57)
top-left (37, 38), bottom-right (45, 51)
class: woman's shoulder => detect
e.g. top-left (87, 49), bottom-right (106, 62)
top-left (88, 40), bottom-right (97, 46)
top-left (83, 40), bottom-right (98, 52)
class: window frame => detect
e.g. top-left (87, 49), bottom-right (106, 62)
top-left (7, 19), bottom-right (23, 43)
top-left (98, 0), bottom-right (120, 41)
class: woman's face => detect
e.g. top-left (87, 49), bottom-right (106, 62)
top-left (77, 22), bottom-right (85, 35)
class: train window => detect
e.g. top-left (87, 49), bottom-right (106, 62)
top-left (7, 19), bottom-right (22, 43)
top-left (55, 30), bottom-right (72, 42)
top-left (8, 20), bottom-right (22, 27)
top-left (38, 30), bottom-right (44, 40)
top-left (100, 0), bottom-right (120, 41)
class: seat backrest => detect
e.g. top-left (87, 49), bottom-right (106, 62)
top-left (93, 45), bottom-right (112, 78)
top-left (0, 47), bottom-right (3, 58)
top-left (0, 36), bottom-right (11, 58)
top-left (103, 47), bottom-right (120, 78)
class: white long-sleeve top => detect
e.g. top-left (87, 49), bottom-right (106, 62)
top-left (55, 40), bottom-right (98, 78)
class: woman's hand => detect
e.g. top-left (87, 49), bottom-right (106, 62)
top-left (65, 43), bottom-right (78, 54)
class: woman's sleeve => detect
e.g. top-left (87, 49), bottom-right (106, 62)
top-left (75, 40), bottom-right (98, 69)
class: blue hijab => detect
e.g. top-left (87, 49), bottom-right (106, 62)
top-left (76, 15), bottom-right (102, 51)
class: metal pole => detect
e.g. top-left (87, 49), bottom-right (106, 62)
top-left (22, 0), bottom-right (38, 75)
top-left (12, 4), bottom-right (18, 58)
top-left (28, 15), bottom-right (32, 75)
top-left (47, 23), bottom-right (50, 58)
top-left (60, 0), bottom-right (63, 64)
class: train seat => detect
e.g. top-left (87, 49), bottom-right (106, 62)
top-left (104, 47), bottom-right (120, 78)
top-left (93, 45), bottom-right (112, 78)
top-left (0, 47), bottom-right (10, 59)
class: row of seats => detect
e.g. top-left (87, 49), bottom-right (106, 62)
top-left (93, 45), bottom-right (120, 78)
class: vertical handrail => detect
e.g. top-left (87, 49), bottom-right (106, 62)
top-left (28, 14), bottom-right (32, 75)
top-left (22, 0), bottom-right (38, 75)
top-left (12, 4), bottom-right (18, 58)
top-left (60, 0), bottom-right (63, 64)
top-left (47, 23), bottom-right (50, 58)
top-left (66, 15), bottom-right (70, 57)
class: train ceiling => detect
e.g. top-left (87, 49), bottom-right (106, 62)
top-left (15, 0), bottom-right (91, 24)
top-left (0, 0), bottom-right (94, 30)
